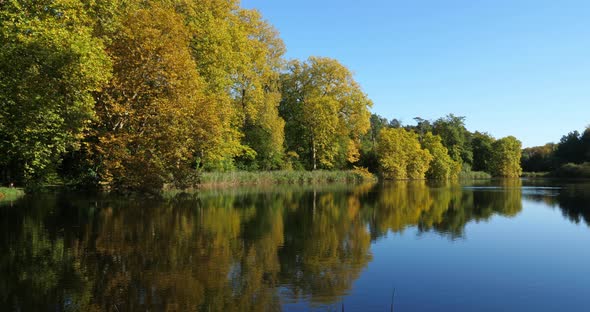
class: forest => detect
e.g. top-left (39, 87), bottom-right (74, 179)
top-left (1, 0), bottom-right (523, 192)
top-left (521, 127), bottom-right (590, 177)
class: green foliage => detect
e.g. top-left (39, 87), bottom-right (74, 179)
top-left (91, 4), bottom-right (222, 192)
top-left (458, 171), bottom-right (492, 180)
top-left (229, 9), bottom-right (286, 170)
top-left (409, 117), bottom-right (432, 138)
top-left (280, 57), bottom-right (372, 170)
top-left (432, 114), bottom-right (473, 168)
top-left (198, 170), bottom-right (376, 187)
top-left (471, 131), bottom-right (495, 172)
top-left (2, 1), bottom-right (541, 191)
top-left (551, 163), bottom-right (590, 178)
top-left (521, 143), bottom-right (556, 172)
top-left (0, 0), bottom-right (293, 192)
top-left (421, 133), bottom-right (461, 180)
top-left (490, 136), bottom-right (523, 177)
top-left (554, 128), bottom-right (590, 165)
top-left (0, 0), bottom-right (111, 186)
top-left (359, 113), bottom-right (392, 173)
top-left (367, 114), bottom-right (388, 149)
top-left (184, 0), bottom-right (287, 171)
top-left (522, 126), bottom-right (590, 177)
top-left (377, 128), bottom-right (432, 179)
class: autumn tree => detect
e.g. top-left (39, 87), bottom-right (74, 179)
top-left (181, 0), bottom-right (288, 170)
top-left (280, 57), bottom-right (372, 170)
top-left (421, 132), bottom-right (461, 180)
top-left (231, 9), bottom-right (286, 170)
top-left (91, 5), bottom-right (223, 191)
top-left (0, 0), bottom-right (111, 186)
top-left (376, 128), bottom-right (432, 179)
top-left (490, 136), bottom-right (523, 177)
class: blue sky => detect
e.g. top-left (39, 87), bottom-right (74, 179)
top-left (241, 0), bottom-right (590, 147)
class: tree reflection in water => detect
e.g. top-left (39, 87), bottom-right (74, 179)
top-left (7, 180), bottom-right (585, 311)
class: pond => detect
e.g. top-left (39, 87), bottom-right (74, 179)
top-left (1, 179), bottom-right (589, 311)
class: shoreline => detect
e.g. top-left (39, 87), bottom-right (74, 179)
top-left (179, 169), bottom-right (377, 190)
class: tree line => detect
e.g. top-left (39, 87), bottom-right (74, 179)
top-left (359, 114), bottom-right (522, 179)
top-left (521, 126), bottom-right (590, 176)
top-left (0, 0), bottom-right (373, 191)
top-left (0, 0), bottom-right (522, 191)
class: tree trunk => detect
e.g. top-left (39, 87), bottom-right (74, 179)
top-left (312, 141), bottom-right (317, 170)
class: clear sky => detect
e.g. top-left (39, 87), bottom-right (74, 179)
top-left (241, 0), bottom-right (590, 147)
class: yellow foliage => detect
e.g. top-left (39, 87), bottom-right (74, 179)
top-left (422, 132), bottom-right (462, 180)
top-left (280, 57), bottom-right (372, 170)
top-left (92, 5), bottom-right (223, 190)
top-left (377, 128), bottom-right (432, 179)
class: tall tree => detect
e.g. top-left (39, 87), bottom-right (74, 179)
top-left (182, 0), bottom-right (250, 170)
top-left (91, 5), bottom-right (223, 191)
top-left (582, 127), bottom-right (590, 162)
top-left (490, 136), bottom-right (522, 177)
top-left (432, 114), bottom-right (473, 169)
top-left (421, 132), bottom-right (461, 180)
top-left (410, 117), bottom-right (432, 139)
top-left (388, 118), bottom-right (402, 129)
top-left (377, 128), bottom-right (432, 179)
top-left (554, 131), bottom-right (585, 165)
top-left (183, 0), bottom-right (287, 170)
top-left (0, 0), bottom-right (111, 186)
top-left (280, 57), bottom-right (372, 170)
top-left (471, 131), bottom-right (495, 172)
top-left (521, 143), bottom-right (556, 172)
top-left (231, 9), bottom-right (286, 170)
top-left (368, 114), bottom-right (389, 149)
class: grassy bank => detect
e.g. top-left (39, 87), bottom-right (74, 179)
top-left (521, 172), bottom-right (550, 178)
top-left (0, 187), bottom-right (25, 202)
top-left (459, 171), bottom-right (492, 180)
top-left (195, 169), bottom-right (376, 189)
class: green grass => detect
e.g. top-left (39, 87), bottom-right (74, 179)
top-left (0, 187), bottom-right (25, 202)
top-left (458, 171), bottom-right (492, 180)
top-left (196, 169), bottom-right (377, 188)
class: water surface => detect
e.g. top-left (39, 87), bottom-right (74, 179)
top-left (1, 179), bottom-right (589, 311)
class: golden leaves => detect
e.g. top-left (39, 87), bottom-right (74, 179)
top-left (377, 128), bottom-right (432, 180)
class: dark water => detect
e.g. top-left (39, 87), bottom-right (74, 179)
top-left (1, 180), bottom-right (589, 311)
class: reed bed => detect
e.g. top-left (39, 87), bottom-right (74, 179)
top-left (458, 171), bottom-right (492, 180)
top-left (198, 169), bottom-right (376, 188)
